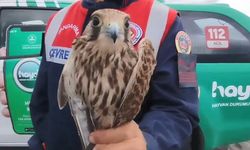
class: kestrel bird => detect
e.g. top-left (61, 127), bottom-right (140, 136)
top-left (57, 9), bottom-right (156, 150)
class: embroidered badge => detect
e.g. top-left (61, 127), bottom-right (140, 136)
top-left (175, 31), bottom-right (192, 54)
top-left (178, 53), bottom-right (197, 88)
top-left (129, 21), bottom-right (143, 45)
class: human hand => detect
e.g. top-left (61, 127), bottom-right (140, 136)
top-left (0, 71), bottom-right (9, 117)
top-left (0, 47), bottom-right (6, 57)
top-left (89, 121), bottom-right (146, 150)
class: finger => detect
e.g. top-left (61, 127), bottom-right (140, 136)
top-left (90, 121), bottom-right (139, 144)
top-left (0, 91), bottom-right (7, 105)
top-left (94, 137), bottom-right (146, 150)
top-left (1, 107), bottom-right (10, 117)
top-left (0, 47), bottom-right (6, 57)
top-left (0, 73), bottom-right (4, 88)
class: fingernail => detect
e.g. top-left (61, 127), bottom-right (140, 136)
top-left (89, 134), bottom-right (95, 144)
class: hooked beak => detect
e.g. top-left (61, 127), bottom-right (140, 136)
top-left (111, 32), bottom-right (117, 43)
top-left (107, 23), bottom-right (119, 43)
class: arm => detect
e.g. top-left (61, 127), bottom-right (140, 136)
top-left (138, 16), bottom-right (199, 150)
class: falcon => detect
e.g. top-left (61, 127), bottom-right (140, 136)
top-left (57, 9), bottom-right (156, 150)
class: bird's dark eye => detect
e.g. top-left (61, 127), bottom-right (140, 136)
top-left (92, 16), bottom-right (101, 27)
top-left (124, 19), bottom-right (130, 29)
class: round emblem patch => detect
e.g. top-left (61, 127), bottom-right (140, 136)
top-left (175, 31), bottom-right (192, 54)
top-left (13, 58), bottom-right (40, 93)
top-left (129, 21), bottom-right (143, 45)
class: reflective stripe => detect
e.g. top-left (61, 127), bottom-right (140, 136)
top-left (35, 0), bottom-right (46, 7)
top-left (145, 1), bottom-right (169, 56)
top-left (45, 5), bottom-right (70, 46)
top-left (18, 0), bottom-right (28, 7)
top-left (45, 5), bottom-right (71, 63)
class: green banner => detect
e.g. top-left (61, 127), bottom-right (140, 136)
top-left (7, 26), bottom-right (43, 57)
top-left (197, 63), bottom-right (250, 150)
top-left (4, 58), bottom-right (41, 134)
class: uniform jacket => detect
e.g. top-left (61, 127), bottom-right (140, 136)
top-left (29, 0), bottom-right (199, 150)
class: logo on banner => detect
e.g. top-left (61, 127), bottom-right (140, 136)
top-left (129, 21), bottom-right (143, 45)
top-left (212, 81), bottom-right (250, 101)
top-left (14, 58), bottom-right (40, 93)
top-left (27, 34), bottom-right (37, 44)
top-left (211, 81), bottom-right (250, 108)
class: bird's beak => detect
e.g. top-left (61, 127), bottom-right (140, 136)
top-left (111, 32), bottom-right (117, 43)
top-left (107, 23), bottom-right (119, 43)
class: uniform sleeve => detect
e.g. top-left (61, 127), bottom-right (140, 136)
top-left (29, 48), bottom-right (49, 143)
top-left (138, 16), bottom-right (199, 150)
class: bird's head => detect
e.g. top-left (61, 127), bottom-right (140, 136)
top-left (83, 9), bottom-right (131, 46)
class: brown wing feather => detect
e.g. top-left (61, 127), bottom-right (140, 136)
top-left (57, 75), bottom-right (68, 110)
top-left (58, 36), bottom-right (95, 149)
top-left (57, 37), bottom-right (86, 109)
top-left (114, 38), bottom-right (156, 127)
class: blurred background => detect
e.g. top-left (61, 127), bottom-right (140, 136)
top-left (164, 0), bottom-right (250, 16)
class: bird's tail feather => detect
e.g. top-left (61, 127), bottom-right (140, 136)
top-left (73, 109), bottom-right (95, 150)
top-left (86, 143), bottom-right (95, 150)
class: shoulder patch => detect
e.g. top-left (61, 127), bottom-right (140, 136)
top-left (129, 21), bottom-right (143, 45)
top-left (175, 31), bottom-right (192, 54)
